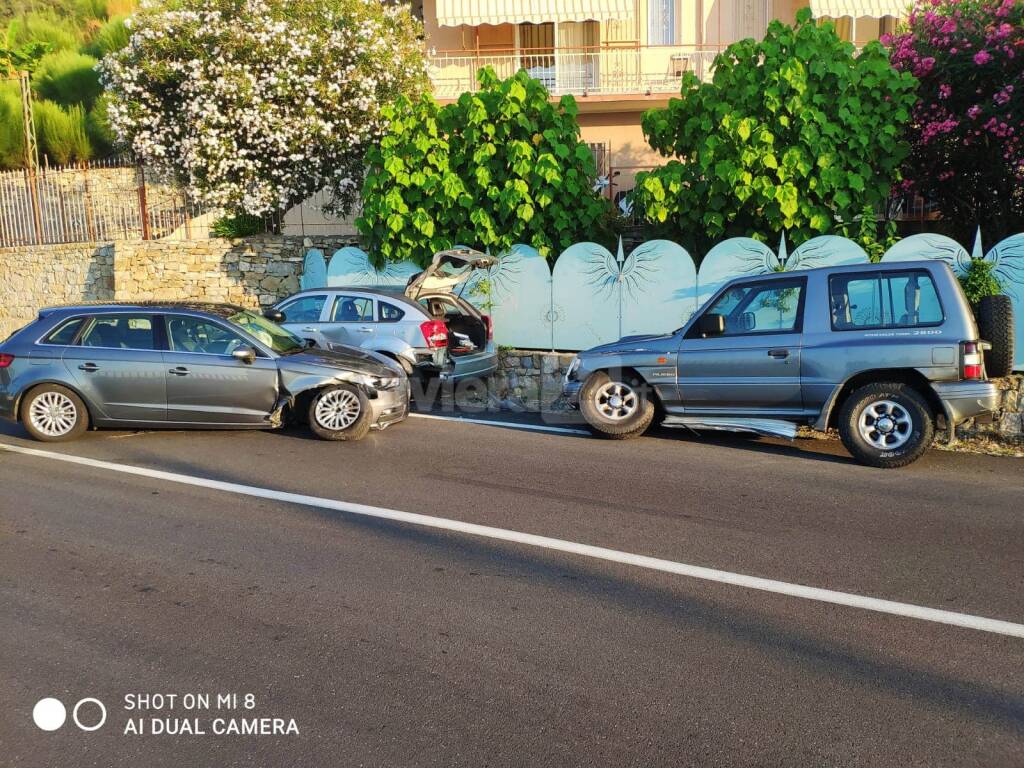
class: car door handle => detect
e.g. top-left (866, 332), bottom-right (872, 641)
top-left (357, 327), bottom-right (373, 333)
top-left (78, 363), bottom-right (99, 372)
top-left (168, 367), bottom-right (190, 376)
top-left (302, 326), bottom-right (319, 332)
top-left (768, 349), bottom-right (790, 359)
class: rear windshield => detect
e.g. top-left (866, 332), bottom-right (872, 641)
top-left (830, 270), bottom-right (944, 331)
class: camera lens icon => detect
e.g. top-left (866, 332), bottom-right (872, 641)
top-left (33, 697), bottom-right (106, 732)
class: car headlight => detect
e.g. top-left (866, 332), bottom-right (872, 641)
top-left (564, 356), bottom-right (581, 382)
top-left (369, 376), bottom-right (402, 390)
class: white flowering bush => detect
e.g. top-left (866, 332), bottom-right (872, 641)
top-left (100, 0), bottom-right (425, 216)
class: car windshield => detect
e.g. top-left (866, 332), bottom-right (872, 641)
top-left (228, 310), bottom-right (306, 354)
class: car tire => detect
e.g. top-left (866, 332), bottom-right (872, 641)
top-left (20, 384), bottom-right (89, 442)
top-left (837, 382), bottom-right (934, 468)
top-left (308, 384), bottom-right (372, 441)
top-left (974, 295), bottom-right (1015, 378)
top-left (579, 371), bottom-right (655, 440)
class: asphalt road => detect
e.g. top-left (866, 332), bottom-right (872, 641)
top-left (1, 412), bottom-right (1022, 767)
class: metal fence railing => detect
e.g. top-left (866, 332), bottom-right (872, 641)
top-left (0, 157), bottom-right (219, 248)
top-left (427, 45), bottom-right (721, 99)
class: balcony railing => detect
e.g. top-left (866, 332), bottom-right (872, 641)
top-left (427, 45), bottom-right (722, 99)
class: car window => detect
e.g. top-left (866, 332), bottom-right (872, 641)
top-left (227, 310), bottom-right (306, 354)
top-left (330, 296), bottom-right (374, 322)
top-left (80, 315), bottom-right (156, 350)
top-left (379, 302), bottom-right (405, 323)
top-left (43, 318), bottom-right (84, 345)
top-left (830, 271), bottom-right (943, 330)
top-left (418, 297), bottom-right (462, 319)
top-left (280, 295), bottom-right (326, 323)
top-left (166, 316), bottom-right (249, 355)
top-left (703, 279), bottom-right (804, 335)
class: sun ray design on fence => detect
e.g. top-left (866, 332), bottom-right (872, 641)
top-left (303, 233), bottom-right (1022, 369)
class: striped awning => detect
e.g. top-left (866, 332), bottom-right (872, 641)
top-left (435, 0), bottom-right (636, 27)
top-left (810, 0), bottom-right (908, 17)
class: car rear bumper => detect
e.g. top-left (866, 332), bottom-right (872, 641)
top-left (416, 343), bottom-right (498, 382)
top-left (932, 381), bottom-right (1000, 424)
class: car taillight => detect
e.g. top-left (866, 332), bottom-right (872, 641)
top-left (961, 341), bottom-right (983, 380)
top-left (0, 353), bottom-right (13, 368)
top-left (420, 319), bottom-right (448, 349)
top-left (482, 314), bottom-right (493, 341)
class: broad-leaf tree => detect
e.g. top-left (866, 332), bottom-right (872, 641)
top-left (357, 68), bottom-right (610, 266)
top-left (888, 0), bottom-right (1024, 242)
top-left (632, 9), bottom-right (917, 250)
top-left (100, 0), bottom-right (425, 216)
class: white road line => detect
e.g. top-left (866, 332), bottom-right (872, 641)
top-left (2, 441), bottom-right (1023, 640)
top-left (409, 412), bottom-right (591, 436)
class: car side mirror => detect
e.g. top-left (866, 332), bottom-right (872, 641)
top-left (263, 309), bottom-right (285, 323)
top-left (698, 313), bottom-right (726, 337)
top-left (232, 347), bottom-right (256, 364)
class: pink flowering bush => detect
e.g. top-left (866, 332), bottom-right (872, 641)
top-left (887, 0), bottom-right (1023, 240)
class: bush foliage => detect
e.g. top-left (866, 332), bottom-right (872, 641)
top-left (631, 9), bottom-right (917, 251)
top-left (0, 0), bottom-right (135, 167)
top-left (887, 0), bottom-right (1024, 242)
top-left (101, 0), bottom-right (426, 216)
top-left (358, 68), bottom-right (610, 266)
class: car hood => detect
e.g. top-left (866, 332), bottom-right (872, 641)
top-left (277, 346), bottom-right (400, 378)
top-left (585, 333), bottom-right (675, 355)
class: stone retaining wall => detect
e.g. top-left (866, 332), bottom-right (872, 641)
top-left (0, 236), bottom-right (356, 339)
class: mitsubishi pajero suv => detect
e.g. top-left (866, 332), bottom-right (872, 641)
top-left (563, 261), bottom-right (1003, 468)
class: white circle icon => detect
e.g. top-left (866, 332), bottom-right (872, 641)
top-left (72, 698), bottom-right (107, 732)
top-left (33, 698), bottom-right (67, 731)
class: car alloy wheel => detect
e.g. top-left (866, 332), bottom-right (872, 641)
top-left (28, 391), bottom-right (79, 438)
top-left (594, 381), bottom-right (639, 421)
top-left (313, 387), bottom-right (362, 431)
top-left (857, 399), bottom-right (912, 450)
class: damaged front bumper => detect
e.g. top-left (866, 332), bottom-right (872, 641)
top-left (368, 379), bottom-right (411, 429)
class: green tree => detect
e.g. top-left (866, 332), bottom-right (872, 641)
top-left (632, 9), bottom-right (917, 252)
top-left (358, 68), bottom-right (610, 266)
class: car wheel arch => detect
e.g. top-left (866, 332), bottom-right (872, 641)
top-left (15, 379), bottom-right (100, 425)
top-left (822, 369), bottom-right (944, 432)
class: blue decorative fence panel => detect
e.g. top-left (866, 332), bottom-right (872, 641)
top-left (551, 242), bottom-right (622, 350)
top-left (620, 240), bottom-right (699, 337)
top-left (325, 246), bottom-right (418, 287)
top-left (299, 233), bottom-right (1023, 369)
top-left (477, 245), bottom-right (555, 349)
top-left (299, 250), bottom-right (327, 292)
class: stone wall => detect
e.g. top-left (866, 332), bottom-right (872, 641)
top-left (0, 243), bottom-right (115, 339)
top-left (0, 236), bottom-right (355, 339)
top-left (491, 349), bottom-right (1024, 444)
top-left (112, 235), bottom-right (355, 308)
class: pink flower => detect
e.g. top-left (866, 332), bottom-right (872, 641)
top-left (973, 50), bottom-right (992, 65)
top-left (939, 84), bottom-right (952, 99)
top-left (968, 105), bottom-right (982, 119)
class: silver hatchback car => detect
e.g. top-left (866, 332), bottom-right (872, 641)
top-left (271, 249), bottom-right (498, 382)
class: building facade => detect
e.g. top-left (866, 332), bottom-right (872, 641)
top-left (419, 0), bottom-right (905, 200)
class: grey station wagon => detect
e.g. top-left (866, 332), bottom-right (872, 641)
top-left (0, 303), bottom-right (409, 442)
top-left (271, 249), bottom-right (498, 382)
top-left (564, 260), bottom-right (1001, 468)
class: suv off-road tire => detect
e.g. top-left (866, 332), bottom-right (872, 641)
top-left (308, 384), bottom-right (372, 441)
top-left (837, 382), bottom-right (934, 468)
top-left (974, 295), bottom-right (1015, 378)
top-left (20, 383), bottom-right (90, 442)
top-left (579, 371), bottom-right (655, 440)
